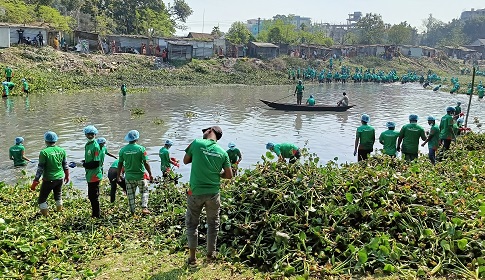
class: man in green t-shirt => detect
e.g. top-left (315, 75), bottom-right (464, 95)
top-left (117, 130), bottom-right (153, 215)
top-left (439, 106), bottom-right (455, 150)
top-left (121, 84), bottom-right (127, 96)
top-left (96, 137), bottom-right (117, 168)
top-left (21, 78), bottom-right (29, 94)
top-left (226, 142), bottom-right (242, 175)
top-left (397, 114), bottom-right (426, 162)
top-left (294, 80), bottom-right (304, 105)
top-left (183, 125), bottom-right (232, 265)
top-left (9, 137), bottom-right (31, 166)
top-left (306, 95), bottom-right (316, 106)
top-left (454, 101), bottom-right (462, 119)
top-left (421, 116), bottom-right (440, 165)
top-left (31, 131), bottom-right (69, 217)
top-left (4, 66), bottom-right (13, 82)
top-left (82, 125), bottom-right (103, 218)
top-left (266, 142), bottom-right (300, 163)
top-left (159, 139), bottom-right (179, 181)
top-left (354, 114), bottom-right (375, 161)
top-left (379, 122), bottom-right (399, 157)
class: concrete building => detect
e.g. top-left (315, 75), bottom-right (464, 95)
top-left (246, 19), bottom-right (260, 36)
top-left (460, 8), bottom-right (485, 21)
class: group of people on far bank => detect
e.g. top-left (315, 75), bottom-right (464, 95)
top-left (354, 102), bottom-right (465, 164)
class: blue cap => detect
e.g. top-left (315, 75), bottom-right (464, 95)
top-left (21, 78), bottom-right (26, 82)
top-left (298, 80), bottom-right (302, 84)
top-left (409, 114), bottom-right (419, 121)
top-left (15, 137), bottom-right (24, 144)
top-left (124, 130), bottom-right (140, 142)
top-left (97, 137), bottom-right (106, 144)
top-left (68, 162), bottom-right (77, 168)
top-left (446, 106), bottom-right (456, 112)
top-left (310, 95), bottom-right (314, 98)
top-left (457, 101), bottom-right (461, 105)
top-left (228, 142), bottom-right (236, 149)
top-left (386, 122), bottom-right (395, 128)
top-left (266, 142), bottom-right (274, 149)
top-left (83, 125), bottom-right (98, 135)
top-left (165, 139), bottom-right (173, 146)
top-left (44, 131), bottom-right (58, 142)
top-left (457, 118), bottom-right (464, 124)
top-left (361, 114), bottom-right (370, 123)
top-left (427, 116), bottom-right (436, 121)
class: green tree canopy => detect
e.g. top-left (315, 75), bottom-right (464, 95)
top-left (226, 21), bottom-right (251, 45)
top-left (355, 13), bottom-right (386, 44)
top-left (387, 22), bottom-right (415, 45)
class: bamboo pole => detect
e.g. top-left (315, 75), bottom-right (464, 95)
top-left (464, 66), bottom-right (475, 128)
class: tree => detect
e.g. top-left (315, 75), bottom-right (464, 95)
top-left (388, 22), bottom-right (415, 45)
top-left (37, 5), bottom-right (72, 31)
top-left (167, 0), bottom-right (193, 30)
top-left (211, 26), bottom-right (223, 38)
top-left (267, 26), bottom-right (283, 44)
top-left (463, 16), bottom-right (485, 43)
top-left (355, 13), bottom-right (386, 44)
top-left (226, 21), bottom-right (251, 45)
top-left (257, 19), bottom-right (298, 44)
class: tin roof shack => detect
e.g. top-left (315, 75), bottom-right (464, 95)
top-left (465, 39), bottom-right (485, 56)
top-left (214, 38), bottom-right (226, 57)
top-left (74, 30), bottom-right (100, 50)
top-left (187, 32), bottom-right (214, 41)
top-left (248, 42), bottom-right (279, 59)
top-left (443, 46), bottom-right (477, 60)
top-left (106, 34), bottom-right (153, 54)
top-left (422, 46), bottom-right (437, 58)
top-left (357, 45), bottom-right (377, 57)
top-left (299, 44), bottom-right (332, 59)
top-left (0, 24), bottom-right (50, 47)
top-left (398, 45), bottom-right (423, 58)
top-left (167, 41), bottom-right (193, 62)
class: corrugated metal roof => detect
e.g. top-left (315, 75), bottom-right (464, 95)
top-left (251, 42), bottom-right (279, 48)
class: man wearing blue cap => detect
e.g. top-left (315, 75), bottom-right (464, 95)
top-left (9, 137), bottom-right (31, 166)
top-left (266, 142), bottom-right (300, 163)
top-left (294, 80), bottom-right (304, 105)
top-left (397, 114), bottom-right (426, 161)
top-left (226, 142), bottom-right (242, 175)
top-left (440, 107), bottom-right (455, 150)
top-left (96, 138), bottom-right (117, 168)
top-left (379, 122), bottom-right (399, 157)
top-left (184, 125), bottom-right (232, 265)
top-left (306, 95), bottom-right (315, 106)
top-left (117, 130), bottom-right (153, 215)
top-left (421, 116), bottom-right (440, 164)
top-left (83, 125), bottom-right (102, 218)
top-left (354, 114), bottom-right (375, 161)
top-left (31, 131), bottom-right (69, 217)
top-left (159, 139), bottom-right (179, 180)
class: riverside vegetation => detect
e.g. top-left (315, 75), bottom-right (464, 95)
top-left (1, 133), bottom-right (484, 279)
top-left (0, 45), bottom-right (483, 94)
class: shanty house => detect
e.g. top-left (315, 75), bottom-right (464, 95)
top-left (167, 41), bottom-right (193, 61)
top-left (0, 24), bottom-right (50, 48)
top-left (248, 42), bottom-right (279, 59)
top-left (466, 39), bottom-right (485, 56)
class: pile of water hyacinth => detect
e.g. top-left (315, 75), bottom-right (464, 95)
top-left (1, 133), bottom-right (484, 278)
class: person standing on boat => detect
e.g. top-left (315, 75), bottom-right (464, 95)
top-left (397, 114), bottom-right (426, 162)
top-left (379, 122), bottom-right (399, 157)
top-left (354, 114), bottom-right (375, 161)
top-left (294, 80), bottom-right (304, 105)
top-left (306, 95), bottom-right (315, 106)
top-left (337, 92), bottom-right (349, 106)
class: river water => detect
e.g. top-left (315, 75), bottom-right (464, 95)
top-left (1, 83), bottom-right (484, 191)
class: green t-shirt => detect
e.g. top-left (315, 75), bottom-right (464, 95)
top-left (226, 148), bottom-right (241, 164)
top-left (185, 139), bottom-right (230, 195)
top-left (23, 81), bottom-right (29, 91)
top-left (159, 146), bottom-right (171, 171)
top-left (119, 143), bottom-right (148, 181)
top-left (5, 68), bottom-right (12, 77)
top-left (2, 85), bottom-right (9, 96)
top-left (356, 124), bottom-right (375, 150)
top-left (38, 146), bottom-right (66, 181)
top-left (455, 106), bottom-right (461, 115)
top-left (9, 144), bottom-right (26, 166)
top-left (439, 114), bottom-right (454, 140)
top-left (99, 146), bottom-right (107, 166)
top-left (110, 159), bottom-right (119, 168)
top-left (379, 130), bottom-right (399, 156)
top-left (84, 140), bottom-right (102, 183)
top-left (399, 123), bottom-right (426, 154)
top-left (428, 124), bottom-right (440, 150)
top-left (295, 84), bottom-right (304, 94)
top-left (307, 97), bottom-right (315, 106)
top-left (273, 143), bottom-right (299, 158)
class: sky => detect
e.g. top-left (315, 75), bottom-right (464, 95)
top-left (177, 0), bottom-right (484, 35)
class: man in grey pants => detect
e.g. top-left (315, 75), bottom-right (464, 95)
top-left (183, 125), bottom-right (232, 265)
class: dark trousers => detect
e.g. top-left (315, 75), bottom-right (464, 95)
top-left (289, 149), bottom-right (301, 164)
top-left (358, 149), bottom-right (372, 161)
top-left (38, 179), bottom-right (63, 205)
top-left (296, 93), bottom-right (303, 105)
top-left (6, 77), bottom-right (11, 82)
top-left (108, 168), bottom-right (126, 203)
top-left (442, 139), bottom-right (452, 150)
top-left (403, 153), bottom-right (418, 162)
top-left (88, 181), bottom-right (100, 218)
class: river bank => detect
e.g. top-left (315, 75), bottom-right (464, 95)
top-left (0, 45), bottom-right (482, 94)
top-left (1, 132), bottom-right (484, 279)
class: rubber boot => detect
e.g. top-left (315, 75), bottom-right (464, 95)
top-left (40, 209), bottom-right (49, 217)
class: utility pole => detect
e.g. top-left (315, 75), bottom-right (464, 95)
top-left (257, 17), bottom-right (261, 35)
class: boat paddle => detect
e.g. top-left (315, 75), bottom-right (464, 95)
top-left (272, 93), bottom-right (295, 103)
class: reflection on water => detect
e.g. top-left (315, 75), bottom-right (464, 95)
top-left (1, 83), bottom-right (484, 191)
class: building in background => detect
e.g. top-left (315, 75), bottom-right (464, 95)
top-left (460, 8), bottom-right (485, 21)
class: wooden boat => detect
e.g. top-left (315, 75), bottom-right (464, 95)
top-left (260, 100), bottom-right (354, 111)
